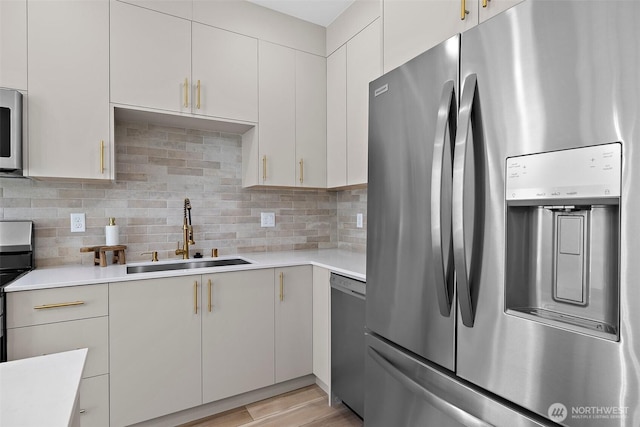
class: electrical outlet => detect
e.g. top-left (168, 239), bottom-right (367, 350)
top-left (261, 212), bottom-right (275, 227)
top-left (356, 213), bottom-right (364, 228)
top-left (70, 213), bottom-right (86, 232)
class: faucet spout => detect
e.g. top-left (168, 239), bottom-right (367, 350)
top-left (176, 198), bottom-right (194, 259)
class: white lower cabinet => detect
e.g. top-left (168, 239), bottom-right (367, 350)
top-left (109, 276), bottom-right (202, 427)
top-left (275, 266), bottom-right (313, 383)
top-left (79, 375), bottom-right (110, 427)
top-left (108, 267), bottom-right (313, 424)
top-left (312, 266), bottom-right (331, 389)
top-left (202, 270), bottom-right (275, 403)
top-left (6, 284), bottom-right (110, 427)
top-left (7, 316), bottom-right (108, 379)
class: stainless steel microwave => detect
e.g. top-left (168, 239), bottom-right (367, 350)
top-left (0, 88), bottom-right (23, 176)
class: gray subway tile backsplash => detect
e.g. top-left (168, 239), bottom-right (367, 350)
top-left (0, 120), bottom-right (367, 266)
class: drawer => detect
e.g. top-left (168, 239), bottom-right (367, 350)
top-left (7, 316), bottom-right (109, 378)
top-left (7, 283), bottom-right (108, 328)
top-left (79, 374), bottom-right (110, 427)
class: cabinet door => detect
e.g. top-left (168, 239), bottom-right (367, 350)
top-left (312, 266), bottom-right (331, 389)
top-left (202, 270), bottom-right (275, 403)
top-left (258, 41), bottom-right (295, 187)
top-left (7, 316), bottom-right (109, 379)
top-left (79, 374), bottom-right (109, 427)
top-left (275, 266), bottom-right (313, 383)
top-left (346, 19), bottom-right (382, 186)
top-left (109, 276), bottom-right (202, 426)
top-left (383, 0), bottom-right (479, 73)
top-left (295, 51), bottom-right (327, 188)
top-left (192, 23), bottom-right (258, 123)
top-left (0, 0), bottom-right (27, 91)
top-left (110, 1), bottom-right (191, 114)
top-left (326, 45), bottom-right (347, 189)
top-left (27, 0), bottom-right (110, 179)
top-left (478, 0), bottom-right (524, 22)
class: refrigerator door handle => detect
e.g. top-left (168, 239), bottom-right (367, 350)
top-left (453, 73), bottom-right (482, 327)
top-left (368, 347), bottom-right (492, 427)
top-left (431, 80), bottom-right (457, 317)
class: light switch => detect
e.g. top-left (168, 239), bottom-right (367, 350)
top-left (356, 213), bottom-right (363, 228)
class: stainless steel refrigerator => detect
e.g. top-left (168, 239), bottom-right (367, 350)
top-left (365, 1), bottom-right (638, 426)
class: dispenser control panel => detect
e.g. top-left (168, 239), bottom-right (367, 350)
top-left (506, 143), bottom-right (621, 201)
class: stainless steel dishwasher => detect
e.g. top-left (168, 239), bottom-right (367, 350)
top-left (330, 273), bottom-right (366, 419)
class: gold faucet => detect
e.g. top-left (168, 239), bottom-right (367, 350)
top-left (176, 198), bottom-right (195, 259)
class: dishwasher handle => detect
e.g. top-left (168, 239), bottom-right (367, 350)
top-left (330, 273), bottom-right (366, 300)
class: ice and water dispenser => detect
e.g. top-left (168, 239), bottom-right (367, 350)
top-left (505, 143), bottom-right (620, 340)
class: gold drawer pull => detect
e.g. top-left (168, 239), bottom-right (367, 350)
top-left (262, 155), bottom-right (267, 181)
top-left (279, 272), bottom-right (284, 302)
top-left (184, 77), bottom-right (189, 107)
top-left (34, 301), bottom-right (85, 310)
top-left (100, 140), bottom-right (105, 174)
top-left (194, 281), bottom-right (198, 314)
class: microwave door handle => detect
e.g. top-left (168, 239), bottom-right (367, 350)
top-left (431, 80), bottom-right (456, 317)
top-left (368, 347), bottom-right (492, 427)
top-left (453, 73), bottom-right (484, 328)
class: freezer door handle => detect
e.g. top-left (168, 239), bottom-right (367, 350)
top-left (453, 73), bottom-right (485, 327)
top-left (431, 80), bottom-right (457, 317)
top-left (368, 347), bottom-right (492, 427)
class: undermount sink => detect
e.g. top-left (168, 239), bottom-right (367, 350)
top-left (126, 258), bottom-right (252, 274)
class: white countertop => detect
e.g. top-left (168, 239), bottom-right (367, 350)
top-left (5, 249), bottom-right (366, 292)
top-left (0, 348), bottom-right (88, 427)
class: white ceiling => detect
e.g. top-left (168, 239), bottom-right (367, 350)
top-left (247, 0), bottom-right (355, 27)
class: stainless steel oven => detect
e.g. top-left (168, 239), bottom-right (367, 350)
top-left (0, 88), bottom-right (24, 176)
top-left (0, 220), bottom-right (34, 362)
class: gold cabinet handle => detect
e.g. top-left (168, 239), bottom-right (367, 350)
top-left (262, 155), bottom-right (267, 181)
top-left (194, 281), bottom-right (198, 314)
top-left (34, 301), bottom-right (84, 310)
top-left (482, 0), bottom-right (489, 7)
top-left (461, 0), bottom-right (469, 19)
top-left (208, 279), bottom-right (212, 312)
top-left (299, 159), bottom-right (304, 184)
top-left (279, 272), bottom-right (284, 302)
top-left (197, 80), bottom-right (201, 109)
top-left (100, 140), bottom-right (105, 174)
top-left (184, 77), bottom-right (189, 107)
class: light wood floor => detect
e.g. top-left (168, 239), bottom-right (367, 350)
top-left (180, 385), bottom-right (363, 427)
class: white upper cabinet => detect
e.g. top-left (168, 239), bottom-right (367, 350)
top-left (111, 1), bottom-right (257, 123)
top-left (117, 0), bottom-right (192, 20)
top-left (478, 0), bottom-right (524, 22)
top-left (383, 0), bottom-right (479, 73)
top-left (0, 0), bottom-right (27, 91)
top-left (346, 18), bottom-right (382, 186)
top-left (295, 51), bottom-right (327, 188)
top-left (258, 40), bottom-right (296, 187)
top-left (110, 1), bottom-right (191, 114)
top-left (27, 0), bottom-right (111, 180)
top-left (192, 23), bottom-right (258, 123)
top-left (326, 1), bottom-right (382, 189)
top-left (326, 45), bottom-right (348, 188)
top-left (249, 41), bottom-right (326, 188)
